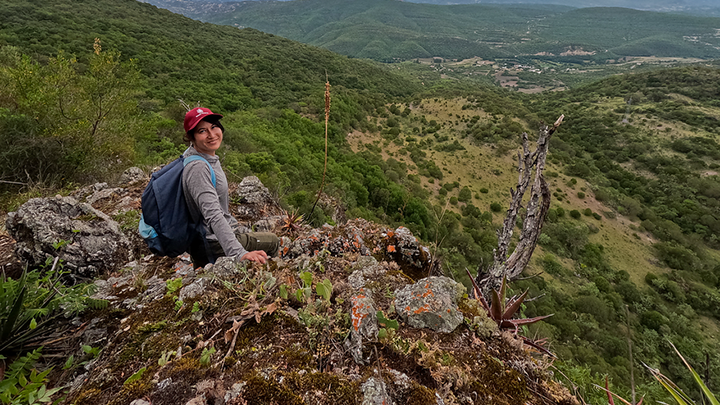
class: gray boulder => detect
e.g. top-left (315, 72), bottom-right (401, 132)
top-left (395, 276), bottom-right (465, 333)
top-left (119, 167), bottom-right (146, 185)
top-left (6, 196), bottom-right (132, 278)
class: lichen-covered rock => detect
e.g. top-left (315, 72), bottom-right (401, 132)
top-left (348, 256), bottom-right (386, 290)
top-left (234, 176), bottom-right (280, 220)
top-left (361, 377), bottom-right (394, 405)
top-left (281, 219), bottom-right (371, 259)
top-left (395, 276), bottom-right (465, 333)
top-left (86, 185), bottom-right (125, 206)
top-left (205, 256), bottom-right (240, 278)
top-left (386, 227), bottom-right (431, 269)
top-left (6, 196), bottom-right (132, 278)
top-left (179, 277), bottom-right (210, 301)
top-left (122, 275), bottom-right (166, 310)
top-left (346, 289), bottom-right (378, 364)
top-left (387, 369), bottom-right (412, 392)
top-left (119, 166), bottom-right (146, 185)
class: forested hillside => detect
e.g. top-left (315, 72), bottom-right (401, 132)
top-left (2, 0), bottom-right (720, 403)
top-left (149, 0), bottom-right (720, 62)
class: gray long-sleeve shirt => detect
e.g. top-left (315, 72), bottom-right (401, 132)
top-left (181, 146), bottom-right (248, 259)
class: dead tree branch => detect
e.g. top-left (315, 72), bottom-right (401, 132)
top-left (477, 115), bottom-right (564, 296)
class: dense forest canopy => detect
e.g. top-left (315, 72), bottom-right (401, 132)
top-left (3, 0), bottom-right (720, 403)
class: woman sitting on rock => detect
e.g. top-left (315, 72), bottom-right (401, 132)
top-left (182, 107), bottom-right (279, 267)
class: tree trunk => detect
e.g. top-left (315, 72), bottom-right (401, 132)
top-left (477, 115), bottom-right (564, 296)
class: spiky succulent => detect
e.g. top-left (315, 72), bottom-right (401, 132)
top-left (465, 268), bottom-right (554, 356)
top-left (280, 209), bottom-right (304, 236)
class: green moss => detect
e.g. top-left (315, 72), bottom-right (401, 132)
top-left (224, 356), bottom-right (238, 367)
top-left (242, 371), bottom-right (359, 405)
top-left (405, 383), bottom-right (437, 404)
top-left (109, 380), bottom-right (152, 405)
top-left (244, 373), bottom-right (304, 404)
top-left (138, 320), bottom-right (167, 334)
top-left (458, 297), bottom-right (484, 318)
top-left (279, 345), bottom-right (314, 369)
top-left (465, 353), bottom-right (530, 404)
top-left (72, 388), bottom-right (101, 405)
top-left (286, 372), bottom-right (359, 404)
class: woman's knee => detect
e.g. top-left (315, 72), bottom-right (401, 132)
top-left (238, 232), bottom-right (280, 257)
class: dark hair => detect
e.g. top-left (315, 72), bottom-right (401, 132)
top-left (184, 117), bottom-right (224, 143)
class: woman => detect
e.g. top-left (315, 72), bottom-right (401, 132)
top-left (181, 107), bottom-right (279, 267)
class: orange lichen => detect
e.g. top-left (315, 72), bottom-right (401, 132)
top-left (351, 293), bottom-right (369, 332)
top-left (413, 303), bottom-right (431, 314)
top-left (387, 245), bottom-right (396, 253)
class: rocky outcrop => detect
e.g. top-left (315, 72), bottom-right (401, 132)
top-left (395, 276), bottom-right (465, 333)
top-left (2, 176), bottom-right (576, 405)
top-left (386, 226), bottom-right (431, 269)
top-left (6, 196), bottom-right (132, 278)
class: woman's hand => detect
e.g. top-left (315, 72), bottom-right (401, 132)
top-left (240, 250), bottom-right (268, 264)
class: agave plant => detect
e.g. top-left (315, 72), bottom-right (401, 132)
top-left (0, 269), bottom-right (60, 360)
top-left (645, 342), bottom-right (718, 405)
top-left (465, 268), bottom-right (554, 355)
top-left (280, 209), bottom-right (304, 236)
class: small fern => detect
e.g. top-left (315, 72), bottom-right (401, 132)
top-left (84, 298), bottom-right (109, 311)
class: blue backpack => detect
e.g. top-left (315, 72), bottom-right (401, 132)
top-left (138, 155), bottom-right (216, 258)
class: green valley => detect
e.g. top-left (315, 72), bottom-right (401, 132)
top-left (149, 0), bottom-right (720, 90)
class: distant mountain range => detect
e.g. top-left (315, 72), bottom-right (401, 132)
top-left (144, 0), bottom-right (720, 61)
top-left (143, 0), bottom-right (720, 14)
top-left (405, 0), bottom-right (719, 13)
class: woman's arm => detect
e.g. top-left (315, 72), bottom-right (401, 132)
top-left (183, 160), bottom-right (249, 259)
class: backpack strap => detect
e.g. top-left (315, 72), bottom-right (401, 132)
top-left (183, 155), bottom-right (216, 188)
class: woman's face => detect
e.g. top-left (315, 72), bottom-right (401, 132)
top-left (193, 120), bottom-right (223, 156)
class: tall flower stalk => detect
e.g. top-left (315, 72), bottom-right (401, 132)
top-left (310, 76), bottom-right (330, 220)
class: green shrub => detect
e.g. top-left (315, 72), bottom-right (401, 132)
top-left (640, 310), bottom-right (666, 330)
top-left (490, 202), bottom-right (502, 212)
top-left (583, 208), bottom-right (593, 216)
top-left (570, 210), bottom-right (582, 219)
top-left (458, 186), bottom-right (472, 203)
top-left (541, 254), bottom-right (567, 276)
top-left (577, 192), bottom-right (586, 199)
top-left (592, 276), bottom-right (612, 293)
top-left (479, 188), bottom-right (489, 194)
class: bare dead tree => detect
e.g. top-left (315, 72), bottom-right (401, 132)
top-left (477, 115), bottom-right (564, 296)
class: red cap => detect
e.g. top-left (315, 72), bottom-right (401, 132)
top-left (184, 107), bottom-right (223, 133)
